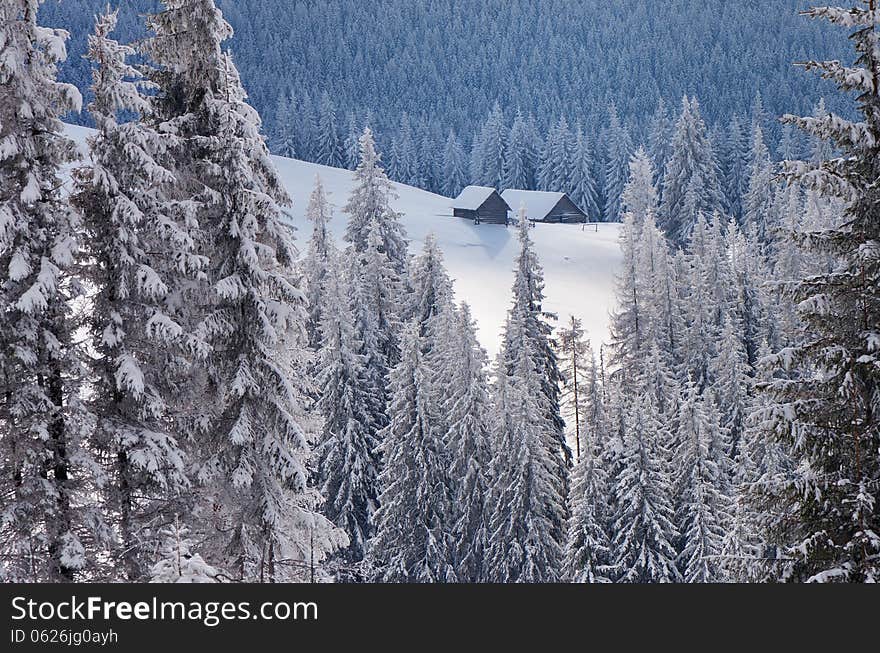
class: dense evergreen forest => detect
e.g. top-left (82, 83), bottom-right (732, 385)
top-left (40, 1), bottom-right (850, 200)
top-left (3, 0), bottom-right (878, 584)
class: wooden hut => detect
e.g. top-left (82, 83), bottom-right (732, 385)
top-left (452, 186), bottom-right (511, 225)
top-left (500, 189), bottom-right (587, 224)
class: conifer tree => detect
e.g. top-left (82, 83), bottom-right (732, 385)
top-left (316, 248), bottom-right (380, 563)
top-left (621, 147), bottom-right (659, 229)
top-left (487, 325), bottom-right (567, 583)
top-left (74, 10), bottom-right (202, 581)
top-left (141, 0), bottom-right (344, 581)
top-left (564, 347), bottom-right (612, 583)
top-left (754, 3), bottom-right (880, 583)
top-left (602, 104), bottom-right (633, 222)
top-left (556, 315), bottom-right (590, 460)
top-left (658, 97), bottom-right (724, 243)
top-left (673, 384), bottom-right (731, 583)
top-left (0, 0), bottom-right (104, 582)
top-left (370, 323), bottom-right (455, 582)
top-left (476, 103), bottom-right (506, 190)
top-left (570, 126), bottom-right (600, 220)
top-left (344, 127), bottom-right (409, 274)
top-left (610, 394), bottom-right (679, 583)
top-left (446, 304), bottom-right (493, 582)
top-left (503, 210), bottom-right (570, 469)
top-left (648, 98), bottom-right (673, 195)
top-left (441, 130), bottom-right (468, 198)
top-left (272, 90), bottom-right (297, 159)
top-left (742, 124), bottom-right (774, 239)
top-left (149, 518), bottom-right (219, 583)
top-left (303, 175), bottom-right (333, 351)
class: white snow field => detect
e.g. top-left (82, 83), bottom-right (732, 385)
top-left (65, 124), bottom-right (621, 357)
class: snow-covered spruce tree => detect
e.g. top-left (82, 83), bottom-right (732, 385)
top-left (149, 517), bottom-right (219, 583)
top-left (343, 127), bottom-right (409, 275)
top-left (672, 384), bottom-right (731, 583)
top-left (476, 103), bottom-right (506, 190)
top-left (537, 116), bottom-right (575, 193)
top-left (504, 110), bottom-right (531, 191)
top-left (621, 147), bottom-right (659, 229)
top-left (487, 321), bottom-right (567, 583)
top-left (388, 113), bottom-right (418, 187)
top-left (302, 175), bottom-right (333, 351)
top-left (0, 0), bottom-right (107, 582)
top-left (315, 91), bottom-right (342, 168)
top-left (349, 218), bottom-right (402, 429)
top-left (564, 347), bottom-right (612, 583)
top-left (658, 97), bottom-right (724, 244)
top-left (73, 10), bottom-right (206, 581)
top-left (140, 0), bottom-right (344, 581)
top-left (446, 303), bottom-right (493, 582)
top-left (602, 104), bottom-right (633, 222)
top-left (719, 417), bottom-right (762, 583)
top-left (441, 130), bottom-right (468, 198)
top-left (609, 393), bottom-right (680, 583)
top-left (272, 90), bottom-right (297, 159)
top-left (571, 126), bottom-right (600, 221)
top-left (753, 3), bottom-right (880, 583)
top-left (370, 322), bottom-right (455, 582)
top-left (555, 315), bottom-right (590, 460)
top-left (343, 113), bottom-right (362, 171)
top-left (648, 98), bottom-right (673, 196)
top-left (709, 314), bottom-right (751, 457)
top-left (742, 124), bottom-right (774, 240)
top-left (608, 210), bottom-right (646, 379)
top-left (316, 247), bottom-right (380, 564)
top-left (502, 209), bottom-right (570, 470)
top-left (565, 426), bottom-right (612, 583)
top-left (719, 114), bottom-right (750, 220)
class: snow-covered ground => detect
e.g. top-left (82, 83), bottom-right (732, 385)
top-left (65, 124), bottom-right (621, 357)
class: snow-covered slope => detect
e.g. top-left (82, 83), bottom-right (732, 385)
top-left (65, 124), bottom-right (621, 356)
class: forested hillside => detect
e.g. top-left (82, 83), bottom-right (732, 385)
top-left (41, 1), bottom-right (849, 197)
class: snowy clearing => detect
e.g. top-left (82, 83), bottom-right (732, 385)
top-left (65, 123), bottom-right (621, 357)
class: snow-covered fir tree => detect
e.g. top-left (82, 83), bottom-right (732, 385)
top-left (555, 315), bottom-right (590, 460)
top-left (621, 147), bottom-right (659, 229)
top-left (149, 518), bottom-right (219, 583)
top-left (602, 104), bottom-right (633, 222)
top-left (486, 323), bottom-right (567, 583)
top-left (658, 97), bottom-right (724, 243)
top-left (570, 126), bottom-right (600, 221)
top-left (673, 383), bottom-right (731, 583)
top-left (742, 124), bottom-right (774, 239)
top-left (272, 90), bottom-right (297, 159)
top-left (445, 303), bottom-right (493, 582)
top-left (537, 116), bottom-right (575, 193)
top-left (315, 91), bottom-right (343, 168)
top-left (316, 246), bottom-right (380, 564)
top-left (441, 130), bottom-right (468, 198)
top-left (564, 345), bottom-right (612, 583)
top-left (504, 110), bottom-right (532, 191)
top-left (719, 114), bottom-right (750, 219)
top-left (753, 4), bottom-right (880, 583)
top-left (475, 103), bottom-right (506, 190)
top-left (343, 127), bottom-right (409, 274)
top-left (303, 175), bottom-right (333, 351)
top-left (0, 0), bottom-right (105, 582)
top-left (370, 322), bottom-right (455, 582)
top-left (140, 0), bottom-right (344, 581)
top-left (648, 98), bottom-right (673, 195)
top-left (503, 210), bottom-right (570, 470)
top-left (73, 10), bottom-right (202, 581)
top-left (609, 393), bottom-right (680, 582)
